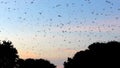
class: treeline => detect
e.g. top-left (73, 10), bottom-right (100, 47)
top-left (0, 40), bottom-right (120, 68)
top-left (0, 41), bottom-right (55, 68)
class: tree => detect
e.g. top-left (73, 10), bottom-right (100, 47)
top-left (35, 59), bottom-right (56, 68)
top-left (64, 41), bottom-right (120, 68)
top-left (0, 40), bottom-right (19, 68)
top-left (17, 59), bottom-right (25, 68)
top-left (17, 58), bottom-right (56, 68)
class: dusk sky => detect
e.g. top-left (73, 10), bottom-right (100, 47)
top-left (0, 0), bottom-right (120, 68)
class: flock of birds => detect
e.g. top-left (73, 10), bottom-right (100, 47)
top-left (0, 0), bottom-right (120, 65)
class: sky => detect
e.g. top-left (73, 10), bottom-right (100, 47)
top-left (0, 0), bottom-right (120, 68)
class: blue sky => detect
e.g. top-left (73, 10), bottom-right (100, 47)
top-left (0, 0), bottom-right (120, 68)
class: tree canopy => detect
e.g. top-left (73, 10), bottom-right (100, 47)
top-left (0, 41), bottom-right (18, 68)
top-left (17, 58), bottom-right (56, 68)
top-left (64, 41), bottom-right (120, 68)
top-left (0, 40), bottom-right (56, 68)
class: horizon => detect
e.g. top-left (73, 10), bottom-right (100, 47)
top-left (0, 0), bottom-right (120, 68)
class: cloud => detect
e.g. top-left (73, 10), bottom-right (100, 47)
top-left (58, 48), bottom-right (77, 53)
top-left (18, 50), bottom-right (39, 59)
top-left (57, 65), bottom-right (63, 68)
top-left (49, 24), bottom-right (118, 33)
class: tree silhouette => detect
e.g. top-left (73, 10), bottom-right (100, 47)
top-left (0, 40), bottom-right (19, 68)
top-left (17, 58), bottom-right (56, 68)
top-left (0, 40), bottom-right (56, 68)
top-left (17, 59), bottom-right (25, 68)
top-left (64, 41), bottom-right (120, 68)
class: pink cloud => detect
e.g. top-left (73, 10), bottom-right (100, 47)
top-left (57, 65), bottom-right (63, 68)
top-left (18, 50), bottom-right (39, 59)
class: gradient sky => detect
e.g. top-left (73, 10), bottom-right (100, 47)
top-left (0, 0), bottom-right (120, 68)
